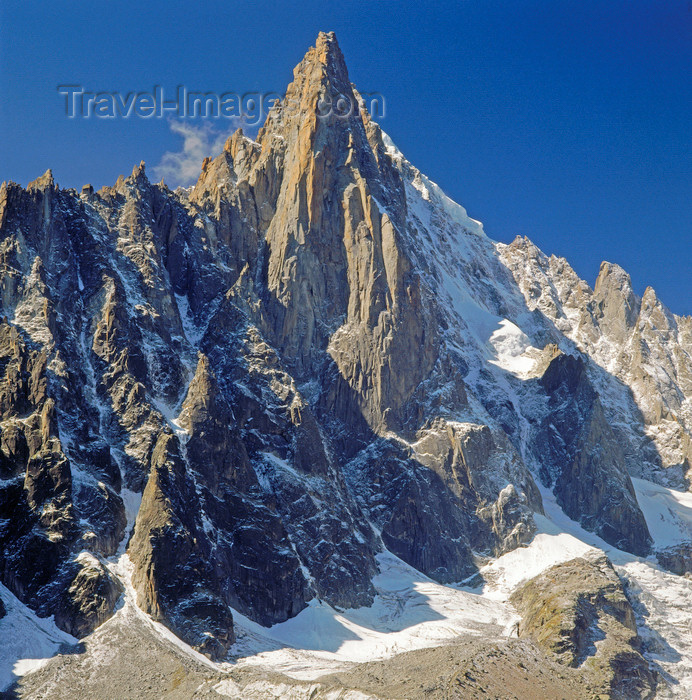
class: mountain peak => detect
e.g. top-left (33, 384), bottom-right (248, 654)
top-left (255, 30), bottom-right (359, 170)
top-left (315, 30), bottom-right (338, 49)
top-left (311, 30), bottom-right (346, 76)
top-left (131, 160), bottom-right (146, 179)
top-left (284, 29), bottom-right (351, 104)
top-left (313, 31), bottom-right (347, 76)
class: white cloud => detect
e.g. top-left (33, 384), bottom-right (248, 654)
top-left (152, 120), bottom-right (240, 188)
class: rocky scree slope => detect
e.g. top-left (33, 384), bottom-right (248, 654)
top-left (0, 32), bottom-right (690, 679)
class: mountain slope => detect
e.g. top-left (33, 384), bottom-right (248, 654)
top-left (1, 31), bottom-right (691, 698)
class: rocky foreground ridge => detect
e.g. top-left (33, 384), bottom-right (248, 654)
top-left (1, 31), bottom-right (691, 697)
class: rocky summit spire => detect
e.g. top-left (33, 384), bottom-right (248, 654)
top-left (257, 30), bottom-right (355, 147)
top-left (286, 31), bottom-right (349, 100)
top-left (27, 169), bottom-right (55, 192)
top-left (221, 32), bottom-right (404, 390)
top-left (311, 31), bottom-right (349, 80)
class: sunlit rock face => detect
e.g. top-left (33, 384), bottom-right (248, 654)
top-left (510, 552), bottom-right (657, 698)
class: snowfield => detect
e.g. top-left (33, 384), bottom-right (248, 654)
top-left (229, 551), bottom-right (516, 680)
top-left (632, 478), bottom-right (692, 549)
top-left (488, 319), bottom-right (541, 379)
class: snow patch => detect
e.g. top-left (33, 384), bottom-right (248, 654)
top-left (488, 319), bottom-right (540, 379)
top-left (0, 584), bottom-right (77, 692)
top-left (381, 131), bottom-right (485, 238)
top-left (633, 477), bottom-right (692, 549)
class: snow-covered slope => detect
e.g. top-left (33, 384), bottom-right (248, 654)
top-left (0, 584), bottom-right (77, 691)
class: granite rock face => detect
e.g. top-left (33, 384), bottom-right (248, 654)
top-left (655, 542), bottom-right (692, 576)
top-left (52, 553), bottom-right (124, 638)
top-left (344, 420), bottom-right (541, 583)
top-left (0, 31), bottom-right (688, 665)
top-left (530, 348), bottom-right (651, 555)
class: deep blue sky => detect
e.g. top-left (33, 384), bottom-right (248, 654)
top-left (1, 1), bottom-right (690, 313)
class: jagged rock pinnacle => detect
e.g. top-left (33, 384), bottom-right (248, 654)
top-left (131, 160), bottom-right (146, 180)
top-left (313, 30), bottom-right (348, 77)
top-left (259, 29), bottom-right (353, 138)
top-left (27, 169), bottom-right (55, 191)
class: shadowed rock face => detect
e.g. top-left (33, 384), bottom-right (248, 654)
top-left (655, 542), bottom-right (692, 575)
top-left (532, 349), bottom-right (651, 556)
top-left (128, 358), bottom-right (311, 657)
top-left (52, 553), bottom-right (124, 638)
top-left (0, 319), bottom-right (122, 631)
top-left (1, 30), bottom-right (683, 664)
top-left (344, 420), bottom-right (542, 583)
top-left (511, 553), bottom-right (657, 699)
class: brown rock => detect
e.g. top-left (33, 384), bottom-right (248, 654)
top-left (510, 552), bottom-right (657, 699)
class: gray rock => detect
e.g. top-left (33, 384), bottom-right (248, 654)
top-left (533, 349), bottom-right (651, 556)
